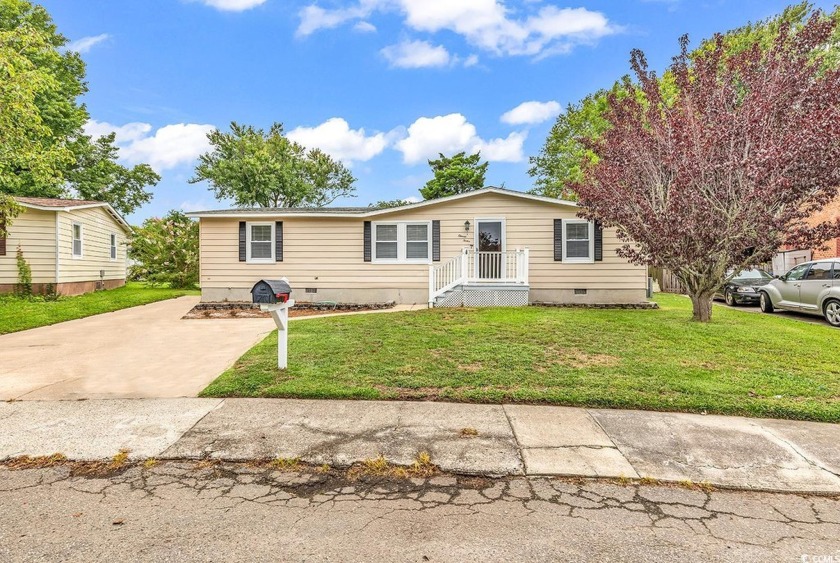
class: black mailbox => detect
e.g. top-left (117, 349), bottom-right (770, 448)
top-left (251, 279), bottom-right (292, 304)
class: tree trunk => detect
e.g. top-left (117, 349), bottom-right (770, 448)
top-left (688, 291), bottom-right (713, 322)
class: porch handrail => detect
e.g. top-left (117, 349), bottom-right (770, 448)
top-left (429, 248), bottom-right (529, 306)
top-left (428, 250), bottom-right (467, 305)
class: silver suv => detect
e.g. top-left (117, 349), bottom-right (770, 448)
top-left (759, 259), bottom-right (840, 327)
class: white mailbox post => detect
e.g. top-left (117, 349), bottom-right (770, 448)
top-left (260, 299), bottom-right (295, 369)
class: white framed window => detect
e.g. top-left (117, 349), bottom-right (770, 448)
top-left (372, 221), bottom-right (431, 263)
top-left (246, 222), bottom-right (274, 263)
top-left (562, 220), bottom-right (594, 263)
top-left (110, 233), bottom-right (117, 261)
top-left (72, 223), bottom-right (83, 258)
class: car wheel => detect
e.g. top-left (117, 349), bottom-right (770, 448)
top-left (725, 290), bottom-right (737, 307)
top-left (759, 292), bottom-right (774, 313)
top-left (824, 299), bottom-right (840, 327)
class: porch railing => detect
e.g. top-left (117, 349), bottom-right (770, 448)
top-left (428, 248), bottom-right (529, 305)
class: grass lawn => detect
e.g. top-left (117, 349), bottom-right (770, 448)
top-left (0, 282), bottom-right (199, 335)
top-left (201, 294), bottom-right (840, 422)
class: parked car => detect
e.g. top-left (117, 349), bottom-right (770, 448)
top-left (715, 268), bottom-right (774, 306)
top-left (758, 259), bottom-right (840, 327)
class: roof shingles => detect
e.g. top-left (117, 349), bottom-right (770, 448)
top-left (15, 197), bottom-right (104, 208)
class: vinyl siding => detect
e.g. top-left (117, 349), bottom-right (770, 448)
top-left (56, 207), bottom-right (128, 283)
top-left (199, 192), bottom-right (646, 292)
top-left (0, 208), bottom-right (57, 285)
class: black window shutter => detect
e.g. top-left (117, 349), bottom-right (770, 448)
top-left (363, 221), bottom-right (372, 262)
top-left (553, 219), bottom-right (563, 261)
top-left (238, 221), bottom-right (246, 262)
top-left (594, 221), bottom-right (603, 262)
top-left (0, 216), bottom-right (6, 257)
top-left (275, 221), bottom-right (283, 262)
top-left (432, 220), bottom-right (441, 262)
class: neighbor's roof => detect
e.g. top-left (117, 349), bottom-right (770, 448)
top-left (15, 197), bottom-right (105, 208)
top-left (186, 187), bottom-right (578, 219)
top-left (15, 197), bottom-right (132, 232)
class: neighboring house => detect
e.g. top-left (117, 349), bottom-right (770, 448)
top-left (809, 194), bottom-right (840, 260)
top-left (772, 194), bottom-right (840, 274)
top-left (0, 197), bottom-right (132, 296)
top-left (187, 188), bottom-right (648, 307)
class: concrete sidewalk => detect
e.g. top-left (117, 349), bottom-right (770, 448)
top-left (1, 399), bottom-right (838, 494)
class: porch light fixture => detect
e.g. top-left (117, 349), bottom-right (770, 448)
top-left (464, 220), bottom-right (471, 232)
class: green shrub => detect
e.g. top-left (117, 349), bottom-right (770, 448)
top-left (15, 246), bottom-right (32, 298)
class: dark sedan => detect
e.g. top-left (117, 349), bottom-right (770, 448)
top-left (714, 268), bottom-right (774, 306)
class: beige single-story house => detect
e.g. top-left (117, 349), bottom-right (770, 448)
top-left (0, 197), bottom-right (132, 296)
top-left (187, 188), bottom-right (649, 307)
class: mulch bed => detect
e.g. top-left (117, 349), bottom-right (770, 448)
top-left (183, 302), bottom-right (395, 319)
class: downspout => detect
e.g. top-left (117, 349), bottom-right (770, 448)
top-left (54, 212), bottom-right (60, 285)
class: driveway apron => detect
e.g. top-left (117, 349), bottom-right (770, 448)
top-left (0, 296), bottom-right (274, 400)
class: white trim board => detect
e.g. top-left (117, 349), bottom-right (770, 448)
top-left (186, 188), bottom-right (580, 219)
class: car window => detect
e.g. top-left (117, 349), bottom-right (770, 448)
top-left (835, 263), bottom-right (840, 280)
top-left (785, 263), bottom-right (810, 281)
top-left (804, 262), bottom-right (833, 281)
top-left (736, 269), bottom-right (772, 280)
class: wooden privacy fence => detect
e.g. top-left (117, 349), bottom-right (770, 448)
top-left (649, 267), bottom-right (685, 294)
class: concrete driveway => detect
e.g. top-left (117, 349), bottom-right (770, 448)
top-left (0, 297), bottom-right (274, 400)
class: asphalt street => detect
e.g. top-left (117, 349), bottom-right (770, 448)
top-left (1, 461), bottom-right (838, 562)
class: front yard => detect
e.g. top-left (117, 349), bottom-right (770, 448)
top-left (201, 294), bottom-right (840, 422)
top-left (0, 283), bottom-right (199, 335)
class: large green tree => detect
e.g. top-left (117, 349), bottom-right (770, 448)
top-left (65, 133), bottom-right (159, 213)
top-left (528, 91), bottom-right (614, 201)
top-left (0, 0), bottom-right (159, 215)
top-left (530, 2), bottom-right (840, 200)
top-left (420, 151), bottom-right (488, 200)
top-left (190, 122), bottom-right (356, 208)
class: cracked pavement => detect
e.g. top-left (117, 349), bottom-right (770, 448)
top-left (2, 399), bottom-right (839, 493)
top-left (0, 461), bottom-right (838, 562)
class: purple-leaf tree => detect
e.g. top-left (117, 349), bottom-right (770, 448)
top-left (574, 15), bottom-right (840, 321)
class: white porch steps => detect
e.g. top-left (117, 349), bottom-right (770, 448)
top-left (429, 248), bottom-right (531, 308)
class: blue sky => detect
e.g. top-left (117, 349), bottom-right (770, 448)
top-left (41, 0), bottom-right (834, 223)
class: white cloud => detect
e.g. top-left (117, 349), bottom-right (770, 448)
top-left (198, 0), bottom-right (267, 11)
top-left (463, 54), bottom-right (479, 67)
top-left (381, 40), bottom-right (452, 68)
top-left (84, 120), bottom-right (215, 172)
top-left (500, 100), bottom-right (561, 125)
top-left (286, 118), bottom-right (388, 164)
top-left (179, 200), bottom-right (215, 213)
top-left (395, 113), bottom-right (525, 164)
top-left (67, 34), bottom-right (110, 54)
top-left (296, 1), bottom-right (618, 58)
top-left (354, 21), bottom-right (377, 33)
top-left (477, 131), bottom-right (527, 161)
top-left (297, 0), bottom-right (380, 36)
top-left (84, 120), bottom-right (152, 143)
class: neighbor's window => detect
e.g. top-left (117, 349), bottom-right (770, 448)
top-left (72, 223), bottom-right (83, 257)
top-left (373, 222), bottom-right (431, 263)
top-left (110, 233), bottom-right (117, 260)
top-left (563, 220), bottom-right (593, 262)
top-left (247, 223), bottom-right (274, 262)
